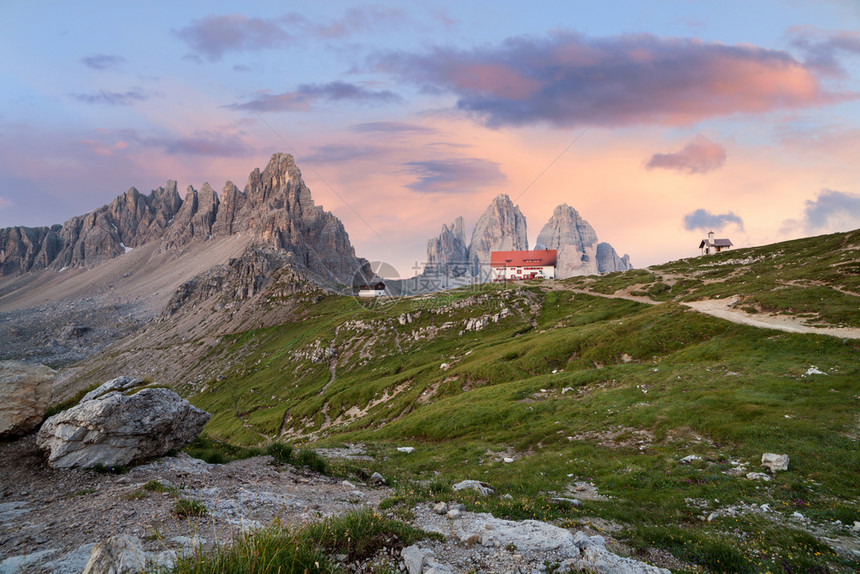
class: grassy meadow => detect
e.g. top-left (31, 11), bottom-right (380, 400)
top-left (177, 230), bottom-right (859, 573)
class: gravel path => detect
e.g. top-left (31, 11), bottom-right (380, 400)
top-left (683, 299), bottom-right (860, 339)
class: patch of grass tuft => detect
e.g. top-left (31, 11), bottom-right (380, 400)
top-left (173, 498), bottom-right (208, 518)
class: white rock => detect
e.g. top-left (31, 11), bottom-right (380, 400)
top-left (573, 531), bottom-right (605, 549)
top-left (802, 366), bottom-right (827, 377)
top-left (791, 512), bottom-right (806, 521)
top-left (452, 480), bottom-right (495, 497)
top-left (503, 457), bottom-right (515, 463)
top-left (433, 502), bottom-right (449, 515)
top-left (401, 545), bottom-right (424, 574)
top-left (679, 455), bottom-right (702, 464)
top-left (0, 549), bottom-right (58, 573)
top-left (397, 446), bottom-right (415, 453)
top-left (80, 376), bottom-right (142, 403)
top-left (36, 387), bottom-right (209, 469)
top-left (761, 453), bottom-right (789, 472)
top-left (746, 472), bottom-right (771, 482)
top-left (578, 545), bottom-right (671, 574)
top-left (447, 508), bottom-right (461, 519)
top-left (852, 521), bottom-right (860, 532)
top-left (82, 535), bottom-right (148, 574)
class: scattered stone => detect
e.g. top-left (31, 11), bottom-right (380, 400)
top-left (679, 455), bottom-right (702, 464)
top-left (573, 531), bottom-right (605, 549)
top-left (452, 480), bottom-right (495, 497)
top-left (440, 363), bottom-right (450, 370)
top-left (368, 472), bottom-right (386, 486)
top-left (80, 376), bottom-right (142, 402)
top-left (503, 457), bottom-right (515, 463)
top-left (82, 535), bottom-right (148, 574)
top-left (397, 446), bottom-right (415, 453)
top-left (761, 453), bottom-right (789, 472)
top-left (433, 502), bottom-right (449, 515)
top-left (550, 497), bottom-right (582, 507)
top-left (401, 545), bottom-right (424, 574)
top-left (791, 512), bottom-right (807, 522)
top-left (0, 360), bottom-right (55, 438)
top-left (59, 324), bottom-right (91, 340)
top-left (802, 366), bottom-right (827, 377)
top-left (852, 521), bottom-right (860, 532)
top-left (746, 472), bottom-right (771, 482)
top-left (36, 386), bottom-right (209, 469)
top-left (446, 508), bottom-right (461, 519)
top-left (0, 549), bottom-right (58, 573)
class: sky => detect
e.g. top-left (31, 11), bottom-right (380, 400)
top-left (1, 0), bottom-right (859, 276)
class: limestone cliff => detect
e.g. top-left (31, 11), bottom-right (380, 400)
top-left (596, 242), bottom-right (633, 273)
top-left (0, 154), bottom-right (364, 285)
top-left (425, 217), bottom-right (469, 275)
top-left (535, 204), bottom-right (633, 277)
top-left (535, 204), bottom-right (599, 277)
top-left (467, 194), bottom-right (528, 276)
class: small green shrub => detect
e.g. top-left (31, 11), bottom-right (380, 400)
top-left (173, 498), bottom-right (208, 518)
top-left (266, 442), bottom-right (294, 464)
top-left (144, 480), bottom-right (176, 495)
top-left (294, 449), bottom-right (329, 475)
top-left (91, 464), bottom-right (128, 475)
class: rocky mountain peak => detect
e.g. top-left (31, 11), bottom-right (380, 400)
top-left (535, 204), bottom-right (598, 252)
top-left (535, 204), bottom-right (632, 277)
top-left (0, 153), bottom-right (365, 286)
top-left (467, 194), bottom-right (528, 276)
top-left (426, 216), bottom-right (469, 275)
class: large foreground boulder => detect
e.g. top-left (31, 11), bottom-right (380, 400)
top-left (36, 385), bottom-right (209, 469)
top-left (0, 360), bottom-right (55, 438)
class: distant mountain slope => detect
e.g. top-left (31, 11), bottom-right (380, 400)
top-left (0, 153), bottom-right (367, 368)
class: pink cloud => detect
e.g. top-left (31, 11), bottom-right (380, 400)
top-left (375, 32), bottom-right (855, 128)
top-left (646, 134), bottom-right (727, 174)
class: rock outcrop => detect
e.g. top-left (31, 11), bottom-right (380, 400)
top-left (162, 245), bottom-right (321, 316)
top-left (596, 242), bottom-right (633, 273)
top-left (162, 183), bottom-right (220, 248)
top-left (467, 194), bottom-right (528, 276)
top-left (82, 535), bottom-right (148, 574)
top-left (425, 217), bottom-right (469, 276)
top-left (0, 225), bottom-right (62, 275)
top-left (0, 360), bottom-right (55, 438)
top-left (36, 379), bottom-right (209, 469)
top-left (535, 204), bottom-right (633, 277)
top-left (0, 154), bottom-right (364, 285)
top-left (535, 204), bottom-right (600, 277)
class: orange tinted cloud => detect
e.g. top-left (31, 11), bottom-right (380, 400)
top-left (376, 32), bottom-right (854, 128)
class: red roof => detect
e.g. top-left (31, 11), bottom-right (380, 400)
top-left (490, 250), bottom-right (557, 267)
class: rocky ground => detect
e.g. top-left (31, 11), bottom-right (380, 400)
top-left (0, 299), bottom-right (148, 367)
top-left (0, 437), bottom-right (389, 573)
top-left (0, 437), bottom-right (684, 574)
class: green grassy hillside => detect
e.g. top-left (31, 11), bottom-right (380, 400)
top-left (179, 230), bottom-right (859, 573)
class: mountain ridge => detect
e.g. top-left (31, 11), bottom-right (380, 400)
top-left (425, 195), bottom-right (632, 279)
top-left (0, 153), bottom-right (365, 285)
